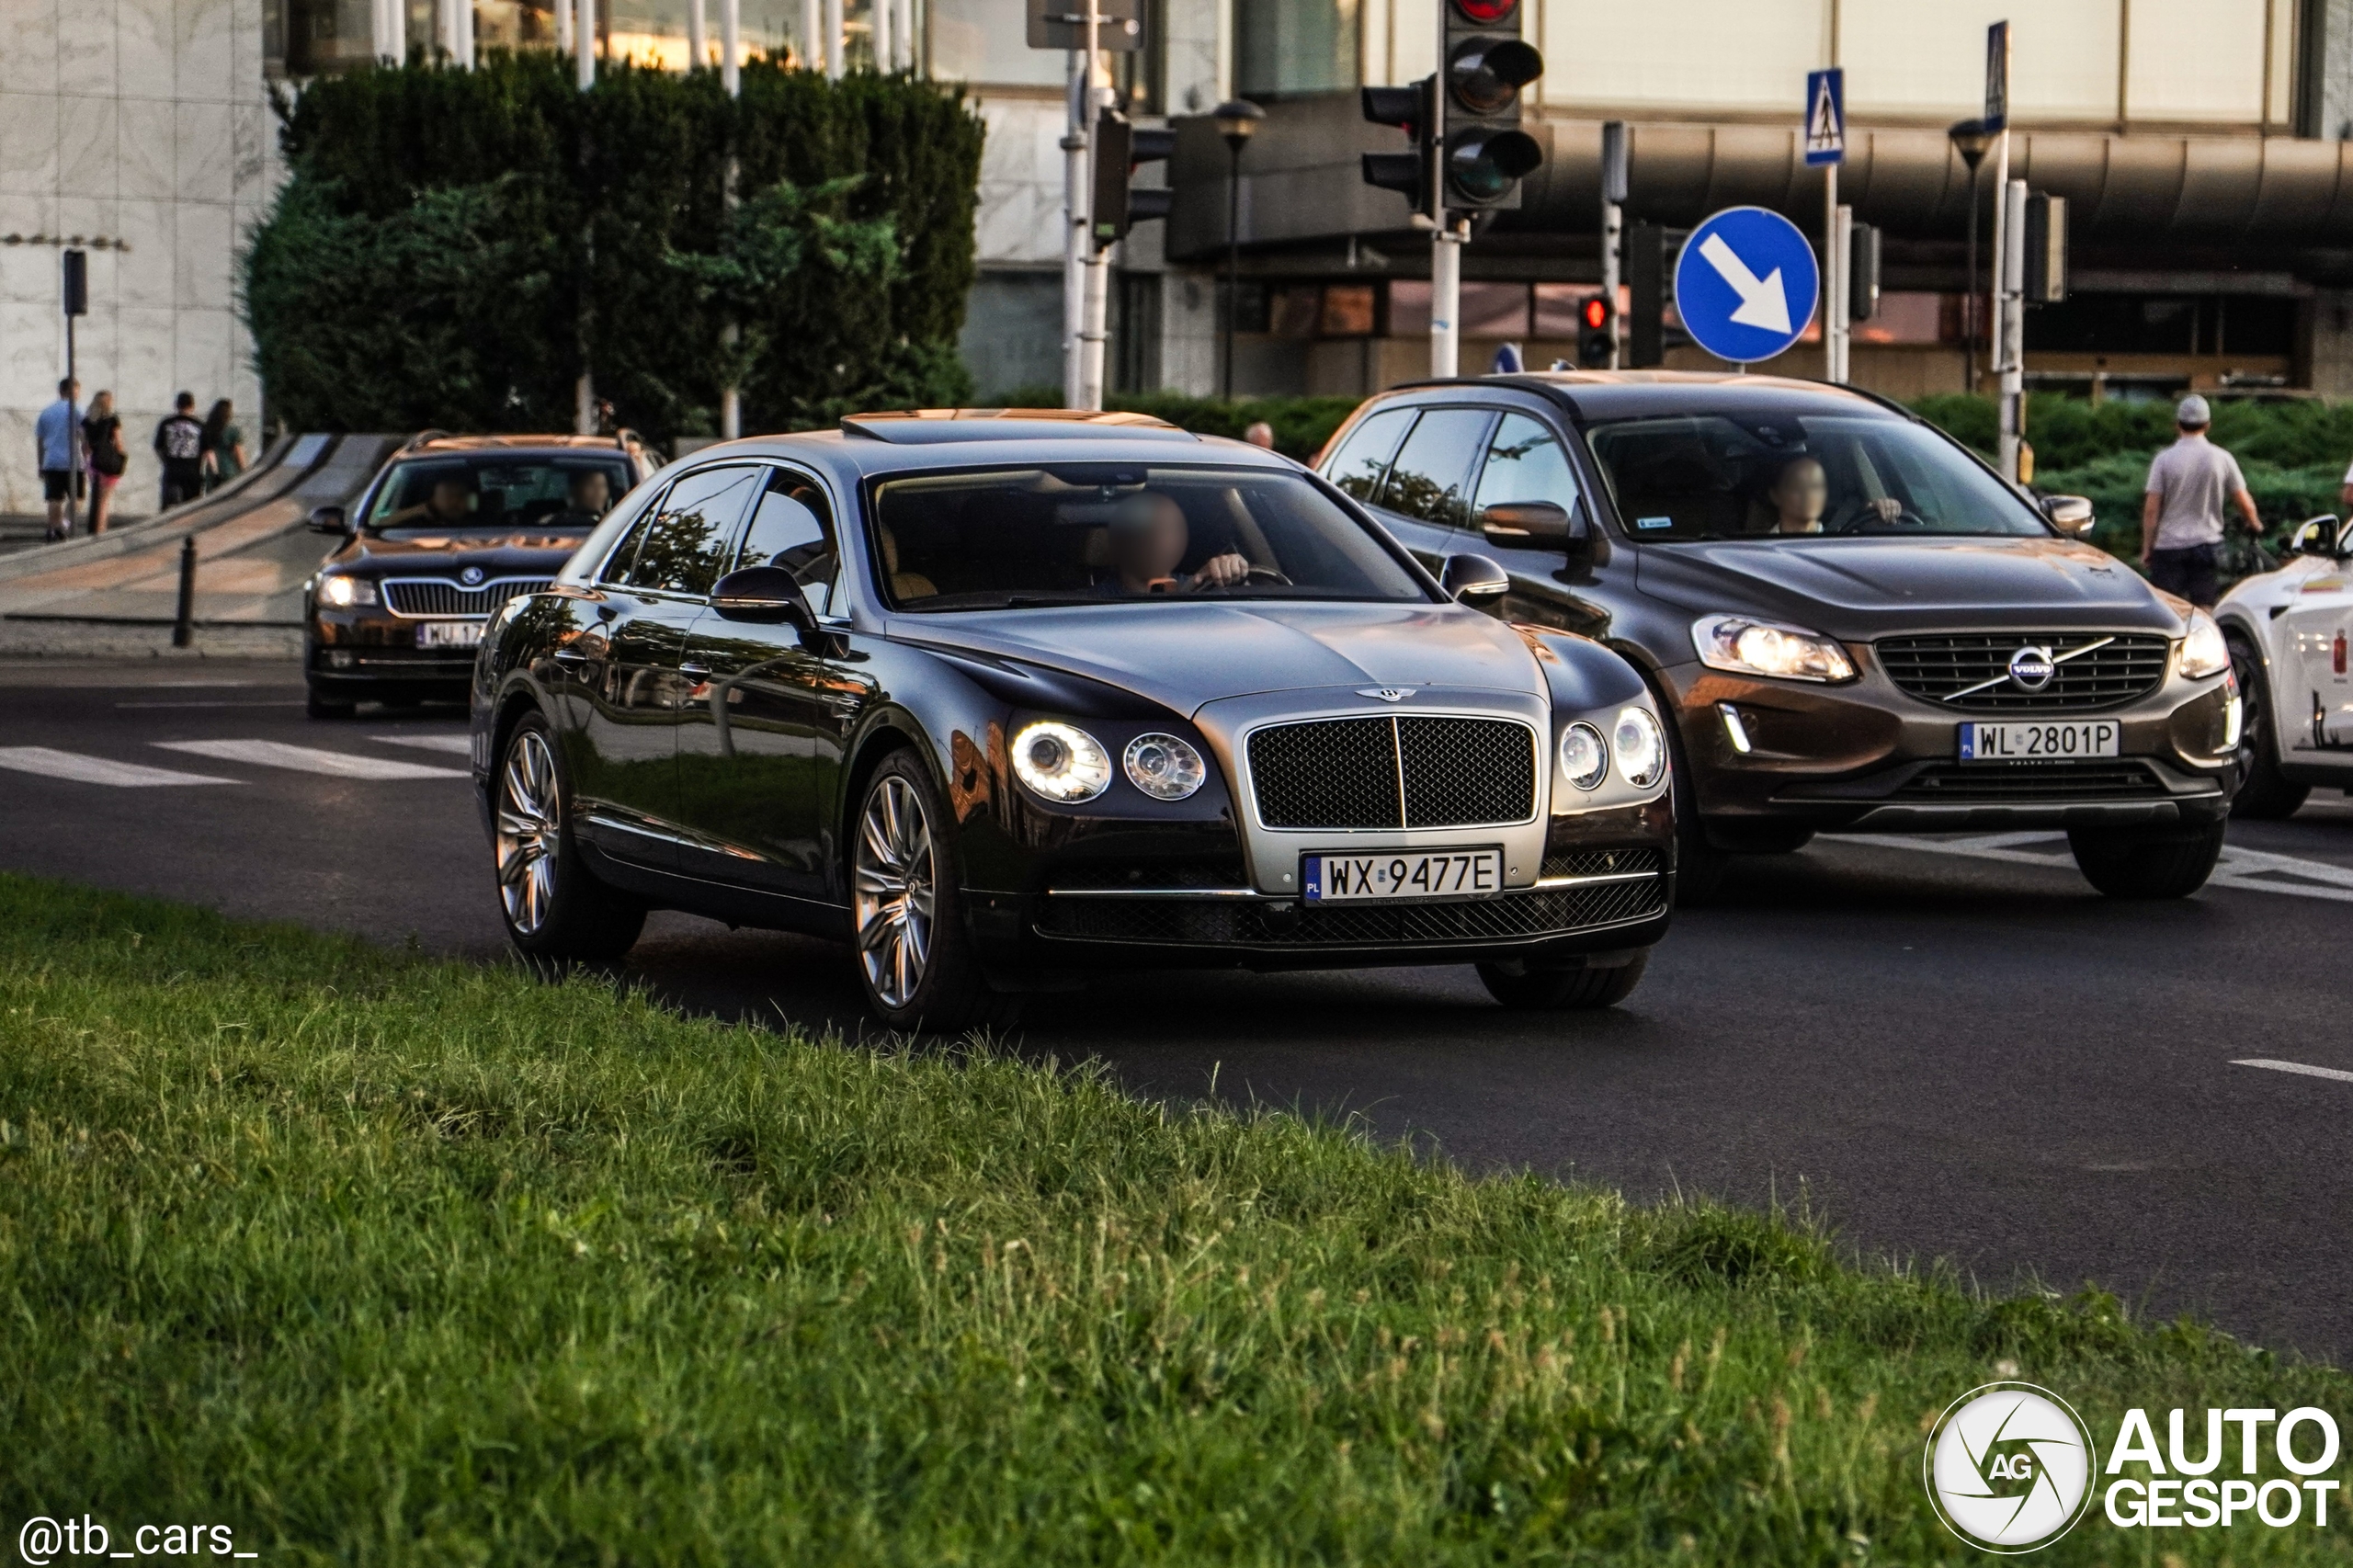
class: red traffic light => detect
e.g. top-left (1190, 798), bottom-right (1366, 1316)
top-left (1582, 296), bottom-right (1609, 330)
top-left (1450, 0), bottom-right (1518, 20)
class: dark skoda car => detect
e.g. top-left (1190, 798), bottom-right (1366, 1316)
top-left (470, 411), bottom-right (1677, 1030)
top-left (304, 434), bottom-right (660, 718)
top-left (1318, 372), bottom-right (2243, 900)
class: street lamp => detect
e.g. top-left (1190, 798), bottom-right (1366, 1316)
top-left (1213, 98), bottom-right (1263, 400)
top-left (1948, 119), bottom-right (1994, 394)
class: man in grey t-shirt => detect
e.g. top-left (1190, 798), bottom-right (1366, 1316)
top-left (2140, 393), bottom-right (2261, 608)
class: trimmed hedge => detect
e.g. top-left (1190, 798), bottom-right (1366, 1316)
top-left (245, 53), bottom-right (984, 442)
top-left (996, 388), bottom-right (1363, 461)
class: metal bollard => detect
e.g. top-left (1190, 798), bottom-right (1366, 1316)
top-left (172, 536), bottom-right (197, 648)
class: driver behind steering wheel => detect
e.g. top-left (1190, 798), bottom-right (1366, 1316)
top-left (1103, 492), bottom-right (1250, 594)
top-left (1763, 454), bottom-right (1901, 534)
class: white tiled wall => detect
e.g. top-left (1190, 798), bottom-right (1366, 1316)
top-left (0, 0), bottom-right (282, 517)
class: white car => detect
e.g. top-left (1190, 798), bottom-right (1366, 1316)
top-left (2215, 516), bottom-right (2353, 816)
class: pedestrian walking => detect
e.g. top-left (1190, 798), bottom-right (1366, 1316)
top-left (33, 377), bottom-right (80, 541)
top-left (1244, 421), bottom-right (1276, 449)
top-left (154, 392), bottom-right (204, 509)
top-left (2141, 393), bottom-right (2263, 608)
top-left (199, 399), bottom-right (244, 493)
top-left (82, 390), bottom-right (125, 535)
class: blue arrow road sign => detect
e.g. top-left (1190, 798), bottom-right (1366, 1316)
top-left (1804, 68), bottom-right (1844, 165)
top-left (1673, 206), bottom-right (1820, 364)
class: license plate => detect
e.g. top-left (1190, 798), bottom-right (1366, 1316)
top-left (1957, 719), bottom-right (2120, 761)
top-left (1302, 848), bottom-right (1504, 903)
top-left (417, 621), bottom-right (485, 650)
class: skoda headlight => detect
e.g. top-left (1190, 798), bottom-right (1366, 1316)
top-left (1122, 733), bottom-right (1206, 801)
top-left (318, 574), bottom-right (377, 608)
top-left (1612, 706), bottom-right (1667, 789)
top-left (2179, 609), bottom-right (2230, 680)
top-left (1011, 721), bottom-right (1111, 803)
top-left (1691, 613), bottom-right (1855, 683)
top-left (1557, 722), bottom-right (1608, 791)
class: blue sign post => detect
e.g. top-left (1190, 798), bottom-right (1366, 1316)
top-left (1673, 206), bottom-right (1820, 364)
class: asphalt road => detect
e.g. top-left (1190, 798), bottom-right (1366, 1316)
top-left (5, 659), bottom-right (2351, 1360)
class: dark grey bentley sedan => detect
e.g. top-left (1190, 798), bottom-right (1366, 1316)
top-left (471, 411), bottom-right (1677, 1030)
top-left (1319, 372), bottom-right (2243, 902)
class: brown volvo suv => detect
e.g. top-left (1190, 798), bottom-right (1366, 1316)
top-left (1318, 372), bottom-right (2242, 901)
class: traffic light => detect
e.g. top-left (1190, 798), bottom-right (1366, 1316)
top-left (1576, 294), bottom-right (1614, 367)
top-left (1442, 0), bottom-right (1543, 211)
top-left (1626, 221), bottom-right (1665, 367)
top-left (1360, 78), bottom-right (1434, 217)
top-left (1847, 222), bottom-right (1881, 321)
top-left (1092, 109), bottom-right (1178, 250)
top-left (2023, 193), bottom-right (2067, 303)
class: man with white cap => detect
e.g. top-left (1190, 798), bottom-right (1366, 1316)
top-left (2140, 393), bottom-right (2261, 608)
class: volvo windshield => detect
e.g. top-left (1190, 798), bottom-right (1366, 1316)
top-left (1583, 412), bottom-right (2048, 541)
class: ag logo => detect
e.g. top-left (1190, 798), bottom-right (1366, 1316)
top-left (2007, 645), bottom-right (2056, 691)
top-left (1924, 1382), bottom-right (2097, 1553)
top-left (460, 565), bottom-right (486, 586)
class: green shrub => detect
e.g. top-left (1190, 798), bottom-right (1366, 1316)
top-left (995, 389), bottom-right (1363, 460)
top-left (246, 53), bottom-right (983, 443)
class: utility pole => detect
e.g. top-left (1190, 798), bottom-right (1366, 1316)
top-left (801, 0), bottom-right (820, 70)
top-left (824, 0), bottom-right (843, 77)
top-left (575, 0), bottom-right (597, 437)
top-left (1802, 67), bottom-right (1847, 381)
top-left (720, 0), bottom-right (743, 439)
top-left (1060, 1), bottom-right (1100, 409)
top-left (872, 0), bottom-right (890, 71)
top-left (1599, 120), bottom-right (1627, 370)
top-left (688, 0), bottom-right (705, 67)
top-left (1999, 176), bottom-right (2026, 481)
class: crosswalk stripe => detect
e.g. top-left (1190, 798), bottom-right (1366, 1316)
top-left (2233, 1058), bottom-right (2353, 1085)
top-left (0, 746), bottom-right (236, 788)
top-left (155, 739), bottom-right (467, 781)
top-left (369, 733), bottom-right (474, 756)
top-left (1831, 832), bottom-right (2353, 904)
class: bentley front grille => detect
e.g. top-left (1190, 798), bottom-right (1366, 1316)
top-left (1245, 715), bottom-right (1538, 831)
top-left (381, 578), bottom-right (552, 619)
top-left (1876, 632), bottom-right (2170, 711)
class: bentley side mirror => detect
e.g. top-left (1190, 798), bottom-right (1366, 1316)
top-left (1439, 552), bottom-right (1511, 604)
top-left (2289, 515), bottom-right (2341, 556)
top-left (306, 505), bottom-right (349, 535)
top-left (2040, 494), bottom-right (2096, 538)
top-left (710, 565), bottom-right (812, 625)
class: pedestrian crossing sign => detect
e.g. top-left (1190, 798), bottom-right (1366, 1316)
top-left (1804, 68), bottom-right (1845, 166)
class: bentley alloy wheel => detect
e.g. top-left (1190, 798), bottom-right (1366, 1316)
top-left (496, 727), bottom-right (560, 936)
top-left (855, 772), bottom-right (937, 1009)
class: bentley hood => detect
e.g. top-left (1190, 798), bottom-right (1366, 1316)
top-left (1633, 536), bottom-right (2186, 639)
top-left (890, 600), bottom-right (1545, 719)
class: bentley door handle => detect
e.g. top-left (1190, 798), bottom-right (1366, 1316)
top-left (678, 662), bottom-right (711, 676)
top-left (551, 647), bottom-right (589, 665)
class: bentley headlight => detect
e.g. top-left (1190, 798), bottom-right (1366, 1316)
top-left (318, 574), bottom-right (377, 608)
top-left (2179, 609), bottom-right (2230, 680)
top-left (1557, 722), bottom-right (1608, 791)
top-left (1122, 733), bottom-right (1206, 801)
top-left (1691, 613), bottom-right (1855, 683)
top-left (1011, 721), bottom-right (1111, 803)
top-left (1613, 706), bottom-right (1667, 789)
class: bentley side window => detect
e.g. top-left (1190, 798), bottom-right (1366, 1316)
top-left (1322, 407), bottom-right (1415, 505)
top-left (619, 466), bottom-right (763, 597)
top-left (1472, 414), bottom-right (1585, 529)
top-left (735, 468), bottom-right (843, 616)
top-left (595, 479), bottom-right (674, 585)
top-left (1378, 408), bottom-right (1497, 528)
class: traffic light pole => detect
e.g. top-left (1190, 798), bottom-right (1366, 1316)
top-left (1822, 163), bottom-right (1845, 383)
top-left (1059, 2), bottom-right (1100, 411)
top-left (1999, 176), bottom-right (2027, 483)
top-left (1430, 221), bottom-right (1463, 379)
top-left (1989, 126), bottom-right (2019, 481)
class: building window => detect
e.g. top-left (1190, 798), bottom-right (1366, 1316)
top-left (1235, 0), bottom-right (1358, 97)
top-left (267, 0), bottom-right (379, 74)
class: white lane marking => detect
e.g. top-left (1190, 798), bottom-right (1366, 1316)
top-left (119, 700), bottom-right (309, 709)
top-left (154, 739), bottom-right (466, 780)
top-left (2234, 1058), bottom-right (2353, 1085)
top-left (0, 746), bottom-right (236, 788)
top-left (1830, 833), bottom-right (2353, 903)
top-left (369, 733), bottom-right (473, 756)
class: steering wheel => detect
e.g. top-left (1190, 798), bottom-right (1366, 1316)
top-left (1828, 499), bottom-right (1930, 533)
top-left (1245, 563), bottom-right (1292, 586)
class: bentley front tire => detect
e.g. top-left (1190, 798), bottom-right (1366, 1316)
top-left (1477, 952), bottom-right (1650, 1010)
top-left (494, 711), bottom-right (645, 962)
top-left (2066, 821), bottom-right (2227, 900)
top-left (851, 750), bottom-right (1017, 1034)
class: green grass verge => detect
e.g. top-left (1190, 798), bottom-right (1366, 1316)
top-left (1, 873), bottom-right (2346, 1563)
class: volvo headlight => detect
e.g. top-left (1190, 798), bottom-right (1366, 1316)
top-left (1612, 706), bottom-right (1667, 789)
top-left (2179, 609), bottom-right (2230, 680)
top-left (1122, 733), bottom-right (1206, 801)
top-left (318, 574), bottom-right (377, 608)
top-left (1011, 721), bottom-right (1111, 803)
top-left (1691, 613), bottom-right (1855, 683)
top-left (1557, 722), bottom-right (1608, 791)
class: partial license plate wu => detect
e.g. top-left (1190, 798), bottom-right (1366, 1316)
top-left (417, 620), bottom-right (486, 650)
top-left (1957, 719), bottom-right (2120, 762)
top-left (1302, 848), bottom-right (1504, 903)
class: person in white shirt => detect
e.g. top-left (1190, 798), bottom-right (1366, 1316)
top-left (2141, 393), bottom-right (2262, 608)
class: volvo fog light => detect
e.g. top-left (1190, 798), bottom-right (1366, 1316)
top-left (1011, 721), bottom-right (1112, 803)
top-left (1613, 706), bottom-right (1667, 789)
top-left (1122, 733), bottom-right (1206, 801)
top-left (1557, 722), bottom-right (1608, 790)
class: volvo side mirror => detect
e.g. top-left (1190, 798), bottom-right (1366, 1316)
top-left (306, 505), bottom-right (348, 535)
top-left (2289, 516), bottom-right (2341, 557)
top-left (2040, 494), bottom-right (2096, 538)
top-left (1479, 500), bottom-right (1573, 547)
top-left (710, 565), bottom-right (812, 625)
top-left (1438, 552), bottom-right (1511, 604)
